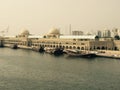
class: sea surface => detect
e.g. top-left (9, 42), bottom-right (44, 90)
top-left (0, 48), bottom-right (120, 90)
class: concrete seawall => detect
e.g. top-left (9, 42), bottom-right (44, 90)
top-left (4, 44), bottom-right (32, 50)
top-left (96, 50), bottom-right (120, 59)
top-left (18, 45), bottom-right (32, 50)
top-left (3, 44), bottom-right (120, 59)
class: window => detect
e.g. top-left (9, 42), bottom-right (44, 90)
top-left (81, 43), bottom-right (85, 45)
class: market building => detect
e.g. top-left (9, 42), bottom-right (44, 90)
top-left (0, 28), bottom-right (120, 51)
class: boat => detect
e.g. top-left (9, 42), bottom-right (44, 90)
top-left (11, 44), bottom-right (18, 49)
top-left (44, 47), bottom-right (54, 54)
top-left (44, 47), bottom-right (63, 55)
top-left (65, 49), bottom-right (96, 58)
top-left (32, 46), bottom-right (45, 53)
top-left (53, 48), bottom-right (63, 56)
top-left (38, 47), bottom-right (45, 53)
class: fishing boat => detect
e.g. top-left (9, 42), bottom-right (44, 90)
top-left (65, 49), bottom-right (96, 58)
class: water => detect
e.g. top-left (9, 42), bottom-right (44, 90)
top-left (0, 48), bottom-right (120, 90)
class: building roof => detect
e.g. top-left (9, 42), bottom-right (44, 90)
top-left (60, 35), bottom-right (96, 39)
top-left (48, 28), bottom-right (60, 35)
top-left (20, 28), bottom-right (29, 35)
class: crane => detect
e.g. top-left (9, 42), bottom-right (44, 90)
top-left (0, 26), bottom-right (9, 37)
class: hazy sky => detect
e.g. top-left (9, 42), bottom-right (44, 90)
top-left (0, 0), bottom-right (120, 35)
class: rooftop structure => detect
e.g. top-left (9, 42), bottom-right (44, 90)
top-left (48, 28), bottom-right (60, 35)
top-left (18, 28), bottom-right (30, 38)
top-left (72, 31), bottom-right (84, 35)
top-left (44, 27), bottom-right (60, 38)
top-left (20, 28), bottom-right (29, 35)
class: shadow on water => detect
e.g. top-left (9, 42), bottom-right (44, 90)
top-left (54, 54), bottom-right (64, 58)
top-left (65, 55), bottom-right (97, 61)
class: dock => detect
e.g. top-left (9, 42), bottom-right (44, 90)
top-left (96, 50), bottom-right (120, 59)
top-left (4, 44), bottom-right (32, 50)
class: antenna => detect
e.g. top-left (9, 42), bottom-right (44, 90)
top-left (69, 24), bottom-right (71, 35)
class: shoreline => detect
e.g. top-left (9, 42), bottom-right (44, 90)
top-left (2, 45), bottom-right (120, 59)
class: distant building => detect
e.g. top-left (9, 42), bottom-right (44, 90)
top-left (103, 30), bottom-right (111, 37)
top-left (72, 31), bottom-right (83, 35)
top-left (97, 29), bottom-right (111, 38)
top-left (112, 28), bottom-right (120, 36)
top-left (1, 27), bottom-right (120, 51)
top-left (97, 30), bottom-right (102, 37)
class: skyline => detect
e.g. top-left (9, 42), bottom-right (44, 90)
top-left (0, 0), bottom-right (120, 35)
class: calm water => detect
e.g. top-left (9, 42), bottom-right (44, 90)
top-left (0, 48), bottom-right (120, 90)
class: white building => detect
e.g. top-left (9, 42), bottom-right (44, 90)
top-left (97, 30), bottom-right (102, 37)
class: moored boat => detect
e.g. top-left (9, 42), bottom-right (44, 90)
top-left (44, 47), bottom-right (63, 55)
top-left (44, 47), bottom-right (54, 54)
top-left (38, 47), bottom-right (45, 53)
top-left (11, 44), bottom-right (18, 49)
top-left (65, 49), bottom-right (96, 58)
top-left (53, 48), bottom-right (63, 56)
top-left (32, 46), bottom-right (45, 53)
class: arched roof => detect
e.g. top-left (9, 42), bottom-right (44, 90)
top-left (48, 28), bottom-right (60, 35)
top-left (20, 28), bottom-right (29, 35)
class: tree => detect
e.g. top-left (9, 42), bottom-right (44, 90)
top-left (114, 35), bottom-right (120, 40)
top-left (43, 36), bottom-right (46, 38)
top-left (95, 35), bottom-right (99, 40)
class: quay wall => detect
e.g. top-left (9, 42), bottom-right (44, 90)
top-left (1, 36), bottom-right (120, 52)
top-left (2, 36), bottom-right (120, 59)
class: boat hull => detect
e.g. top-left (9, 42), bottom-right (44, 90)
top-left (68, 53), bottom-right (96, 58)
top-left (65, 49), bottom-right (96, 58)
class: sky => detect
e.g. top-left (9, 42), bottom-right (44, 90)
top-left (0, 0), bottom-right (120, 35)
